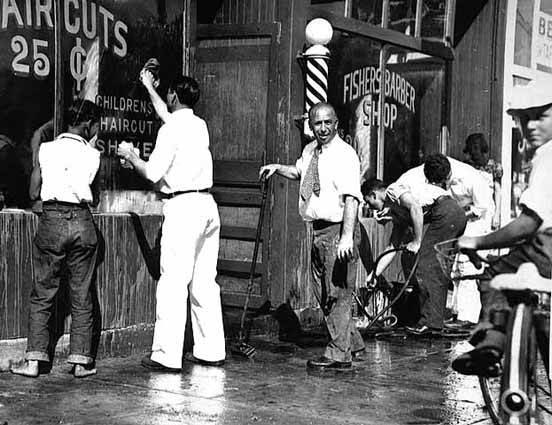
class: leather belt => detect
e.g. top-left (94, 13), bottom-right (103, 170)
top-left (43, 200), bottom-right (89, 209)
top-left (312, 220), bottom-right (341, 231)
top-left (160, 188), bottom-right (210, 199)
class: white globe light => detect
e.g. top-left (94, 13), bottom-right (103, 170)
top-left (305, 18), bottom-right (333, 46)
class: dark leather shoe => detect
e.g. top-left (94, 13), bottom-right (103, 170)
top-left (452, 347), bottom-right (502, 377)
top-left (184, 352), bottom-right (225, 367)
top-left (141, 356), bottom-right (181, 372)
top-left (405, 325), bottom-right (434, 336)
top-left (306, 356), bottom-right (352, 370)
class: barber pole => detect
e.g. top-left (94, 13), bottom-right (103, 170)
top-left (303, 44), bottom-right (330, 138)
top-left (302, 18), bottom-right (333, 139)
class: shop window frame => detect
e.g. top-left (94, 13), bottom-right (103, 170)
top-left (307, 6), bottom-right (453, 180)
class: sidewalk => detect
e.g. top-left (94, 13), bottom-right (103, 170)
top-left (0, 334), bottom-right (492, 425)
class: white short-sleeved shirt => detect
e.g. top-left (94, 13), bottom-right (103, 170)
top-left (39, 133), bottom-right (100, 203)
top-left (144, 108), bottom-right (213, 193)
top-left (295, 135), bottom-right (362, 222)
top-left (519, 141), bottom-right (552, 230)
top-left (387, 168), bottom-right (448, 208)
top-left (386, 157), bottom-right (493, 221)
top-left (447, 157), bottom-right (494, 220)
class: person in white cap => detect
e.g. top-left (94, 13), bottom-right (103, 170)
top-left (452, 82), bottom-right (552, 376)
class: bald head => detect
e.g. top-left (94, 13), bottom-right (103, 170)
top-left (308, 102), bottom-right (339, 146)
top-left (308, 102), bottom-right (337, 121)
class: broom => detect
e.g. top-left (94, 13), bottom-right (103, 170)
top-left (231, 176), bottom-right (269, 358)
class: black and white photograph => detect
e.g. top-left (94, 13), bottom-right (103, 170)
top-left (1, 1), bottom-right (552, 424)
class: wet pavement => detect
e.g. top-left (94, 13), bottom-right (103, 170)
top-left (0, 333), bottom-right (496, 425)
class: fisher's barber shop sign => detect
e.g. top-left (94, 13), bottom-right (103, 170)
top-left (0, 0), bottom-right (183, 193)
top-left (326, 33), bottom-right (420, 182)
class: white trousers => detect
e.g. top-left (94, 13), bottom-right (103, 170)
top-left (454, 217), bottom-right (490, 323)
top-left (150, 193), bottom-right (226, 368)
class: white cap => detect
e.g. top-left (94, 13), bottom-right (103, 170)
top-left (507, 81), bottom-right (552, 113)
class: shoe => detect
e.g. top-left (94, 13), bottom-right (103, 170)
top-left (445, 320), bottom-right (476, 330)
top-left (352, 349), bottom-right (369, 362)
top-left (405, 325), bottom-right (434, 336)
top-left (184, 352), bottom-right (225, 367)
top-left (451, 347), bottom-right (502, 377)
top-left (141, 356), bottom-right (181, 372)
top-left (306, 356), bottom-right (352, 370)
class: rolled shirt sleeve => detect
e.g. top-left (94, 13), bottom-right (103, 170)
top-left (385, 182), bottom-right (409, 205)
top-left (336, 147), bottom-right (362, 202)
top-left (519, 143), bottom-right (552, 230)
top-left (295, 148), bottom-right (308, 178)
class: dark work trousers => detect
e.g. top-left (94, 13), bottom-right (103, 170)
top-left (26, 202), bottom-right (98, 365)
top-left (402, 196), bottom-right (467, 330)
top-left (311, 221), bottom-right (364, 363)
top-left (472, 228), bottom-right (552, 352)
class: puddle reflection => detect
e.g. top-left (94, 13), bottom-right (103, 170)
top-left (145, 365), bottom-right (227, 424)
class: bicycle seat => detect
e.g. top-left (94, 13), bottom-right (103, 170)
top-left (490, 263), bottom-right (552, 293)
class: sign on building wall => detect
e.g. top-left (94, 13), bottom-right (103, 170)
top-left (533, 10), bottom-right (552, 73)
top-left (0, 0), bottom-right (183, 207)
top-left (327, 33), bottom-right (432, 183)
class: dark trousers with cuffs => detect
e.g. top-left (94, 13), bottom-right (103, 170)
top-left (311, 221), bottom-right (364, 363)
top-left (26, 202), bottom-right (98, 365)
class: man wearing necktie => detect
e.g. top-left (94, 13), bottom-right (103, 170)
top-left (260, 102), bottom-right (365, 370)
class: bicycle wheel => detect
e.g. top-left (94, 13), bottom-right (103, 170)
top-left (531, 310), bottom-right (552, 424)
top-left (500, 302), bottom-right (534, 424)
top-left (479, 374), bottom-right (502, 425)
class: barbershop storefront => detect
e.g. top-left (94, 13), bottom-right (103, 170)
top-left (0, 0), bottom-right (184, 353)
top-left (0, 0), bottom-right (505, 356)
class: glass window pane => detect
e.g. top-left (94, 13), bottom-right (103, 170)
top-left (383, 47), bottom-right (445, 182)
top-left (327, 30), bottom-right (382, 180)
top-left (420, 0), bottom-right (446, 40)
top-left (311, 0), bottom-right (347, 15)
top-left (0, 0), bottom-right (184, 212)
top-left (389, 0), bottom-right (418, 34)
top-left (0, 8), bottom-right (55, 209)
top-left (514, 0), bottom-right (534, 68)
top-left (350, 0), bottom-right (384, 26)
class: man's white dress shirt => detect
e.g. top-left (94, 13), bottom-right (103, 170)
top-left (144, 108), bottom-right (213, 192)
top-left (295, 135), bottom-right (362, 222)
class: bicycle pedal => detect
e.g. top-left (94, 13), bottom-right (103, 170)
top-left (485, 363), bottom-right (502, 378)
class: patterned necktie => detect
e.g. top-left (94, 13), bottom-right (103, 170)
top-left (299, 145), bottom-right (321, 216)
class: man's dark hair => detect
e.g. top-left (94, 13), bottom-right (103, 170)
top-left (463, 133), bottom-right (488, 154)
top-left (65, 100), bottom-right (102, 126)
top-left (170, 76), bottom-right (200, 107)
top-left (424, 153), bottom-right (451, 184)
top-left (361, 178), bottom-right (387, 196)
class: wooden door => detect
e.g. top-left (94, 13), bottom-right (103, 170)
top-left (193, 23), bottom-right (279, 308)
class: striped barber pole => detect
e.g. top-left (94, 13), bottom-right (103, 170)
top-left (303, 44), bottom-right (330, 138)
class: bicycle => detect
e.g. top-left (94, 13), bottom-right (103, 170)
top-left (435, 238), bottom-right (552, 425)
